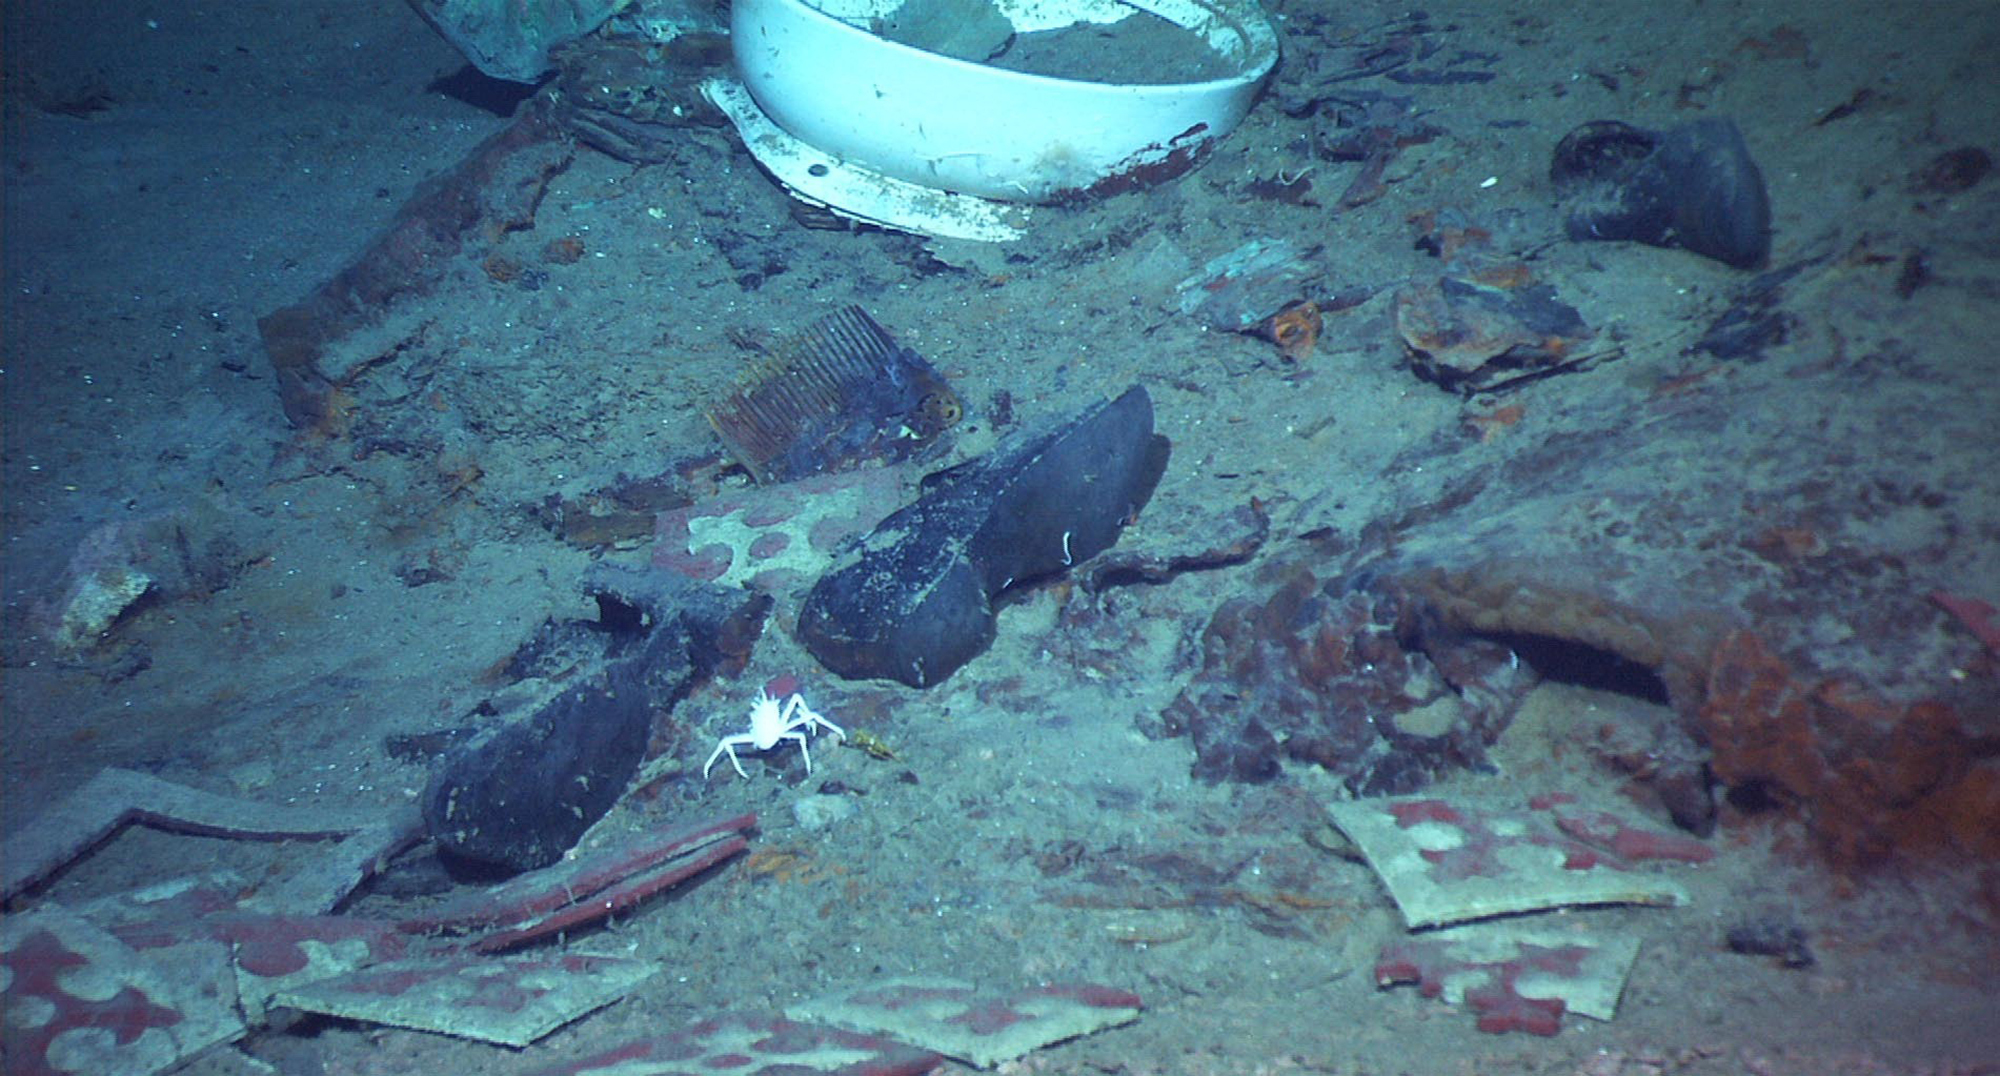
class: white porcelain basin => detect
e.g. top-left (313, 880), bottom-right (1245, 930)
top-left (725, 0), bottom-right (1278, 207)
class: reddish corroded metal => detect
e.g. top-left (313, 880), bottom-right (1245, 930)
top-left (397, 812), bottom-right (757, 940)
top-left (1060, 123), bottom-right (1212, 203)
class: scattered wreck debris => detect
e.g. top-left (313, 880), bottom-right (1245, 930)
top-left (1375, 926), bottom-right (1640, 1036)
top-left (1156, 565), bottom-right (1533, 791)
top-left (1332, 791), bottom-right (1713, 1035)
top-left (788, 978), bottom-right (1143, 1069)
top-left (1325, 791), bottom-right (1713, 929)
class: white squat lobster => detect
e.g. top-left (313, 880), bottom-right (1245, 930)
top-left (702, 689), bottom-right (846, 779)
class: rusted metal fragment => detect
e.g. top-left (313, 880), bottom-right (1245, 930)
top-left (1393, 276), bottom-right (1594, 395)
top-left (1080, 498), bottom-right (1270, 590)
top-left (706, 307), bottom-right (961, 484)
top-left (256, 101), bottom-right (572, 433)
top-left (1700, 630), bottom-right (1999, 870)
top-left (1159, 564), bottom-right (1530, 790)
top-left (404, 814), bottom-right (756, 953)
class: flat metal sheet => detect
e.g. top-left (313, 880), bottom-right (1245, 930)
top-left (788, 977), bottom-right (1142, 1069)
top-left (1326, 791), bottom-right (1712, 928)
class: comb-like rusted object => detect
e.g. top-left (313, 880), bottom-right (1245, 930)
top-left (707, 306), bottom-right (962, 484)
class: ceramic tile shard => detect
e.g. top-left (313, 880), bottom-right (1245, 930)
top-left (1376, 922), bottom-right (1642, 1035)
top-left (0, 767), bottom-right (410, 909)
top-left (526, 1012), bottom-right (944, 1076)
top-left (2, 904), bottom-right (244, 1076)
top-left (274, 951), bottom-right (658, 1048)
top-left (73, 876), bottom-right (408, 1022)
top-left (1326, 791), bottom-right (1712, 928)
top-left (654, 466), bottom-right (908, 598)
top-left (6, 811), bottom-right (757, 1067)
top-left (788, 977), bottom-right (1143, 1069)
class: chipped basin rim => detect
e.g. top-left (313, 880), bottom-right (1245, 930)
top-left (729, 0), bottom-right (1279, 205)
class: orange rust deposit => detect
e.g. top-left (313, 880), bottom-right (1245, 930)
top-left (543, 235), bottom-right (586, 264)
top-left (1650, 365), bottom-right (1727, 398)
top-left (483, 253), bottom-right (523, 284)
top-left (740, 844), bottom-right (843, 886)
top-left (1699, 629), bottom-right (1999, 871)
top-left (1256, 299), bottom-right (1322, 361)
top-left (1743, 524), bottom-right (1826, 563)
top-left (1464, 403), bottom-right (1526, 441)
top-left (1468, 260), bottom-right (1535, 289)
